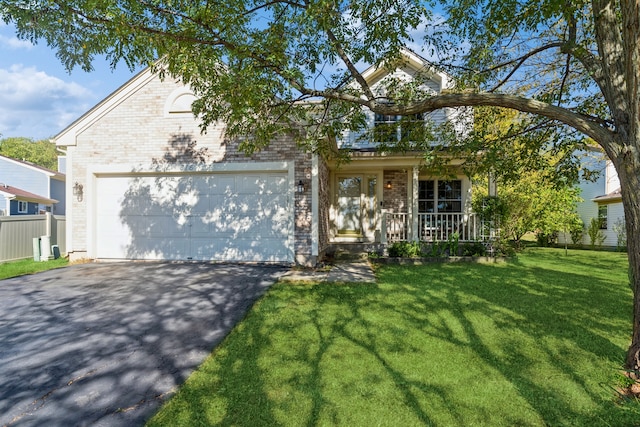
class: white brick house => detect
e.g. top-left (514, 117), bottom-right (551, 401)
top-left (54, 50), bottom-right (480, 265)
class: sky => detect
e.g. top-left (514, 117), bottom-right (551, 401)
top-left (0, 16), bottom-right (443, 142)
top-left (0, 22), bottom-right (139, 141)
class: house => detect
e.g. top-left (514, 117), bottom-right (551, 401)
top-left (0, 154), bottom-right (65, 216)
top-left (559, 149), bottom-right (625, 247)
top-left (53, 50), bottom-right (482, 265)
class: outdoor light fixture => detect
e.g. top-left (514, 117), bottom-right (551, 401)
top-left (297, 180), bottom-right (305, 193)
top-left (386, 180), bottom-right (392, 189)
top-left (73, 182), bottom-right (84, 202)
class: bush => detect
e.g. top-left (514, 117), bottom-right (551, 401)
top-left (613, 218), bottom-right (627, 252)
top-left (587, 217), bottom-right (606, 249)
top-left (569, 221), bottom-right (585, 246)
top-left (388, 241), bottom-right (422, 258)
top-left (536, 231), bottom-right (558, 247)
top-left (461, 241), bottom-right (487, 257)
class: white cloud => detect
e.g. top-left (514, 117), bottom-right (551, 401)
top-left (0, 64), bottom-right (95, 139)
top-left (0, 34), bottom-right (34, 50)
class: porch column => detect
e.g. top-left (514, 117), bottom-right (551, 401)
top-left (411, 166), bottom-right (419, 241)
top-left (488, 172), bottom-right (497, 197)
top-left (311, 154), bottom-right (319, 258)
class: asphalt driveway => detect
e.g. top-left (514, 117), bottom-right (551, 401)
top-left (0, 262), bottom-right (286, 427)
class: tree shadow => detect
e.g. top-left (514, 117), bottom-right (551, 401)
top-left (113, 133), bottom-right (291, 262)
top-left (148, 257), bottom-right (640, 426)
top-left (0, 262), bottom-right (285, 426)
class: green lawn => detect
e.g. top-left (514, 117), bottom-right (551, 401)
top-left (148, 248), bottom-right (640, 426)
top-left (0, 257), bottom-right (68, 280)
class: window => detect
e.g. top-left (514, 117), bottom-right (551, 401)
top-left (418, 180), bottom-right (462, 213)
top-left (18, 201), bottom-right (28, 213)
top-left (374, 113), bottom-right (398, 143)
top-left (374, 111), bottom-right (424, 143)
top-left (418, 180), bottom-right (435, 213)
top-left (438, 180), bottom-right (462, 213)
top-left (598, 205), bottom-right (608, 229)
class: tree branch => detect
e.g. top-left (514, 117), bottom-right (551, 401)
top-left (393, 93), bottom-right (615, 146)
top-left (325, 28), bottom-right (375, 100)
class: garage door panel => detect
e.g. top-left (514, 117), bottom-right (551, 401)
top-left (95, 172), bottom-right (292, 262)
top-left (210, 176), bottom-right (235, 194)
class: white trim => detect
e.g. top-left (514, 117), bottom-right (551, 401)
top-left (411, 166), bottom-right (419, 240)
top-left (54, 68), bottom-right (157, 146)
top-left (164, 86), bottom-right (197, 117)
top-left (311, 154), bottom-right (319, 257)
top-left (85, 161), bottom-right (295, 262)
top-left (89, 161), bottom-right (291, 176)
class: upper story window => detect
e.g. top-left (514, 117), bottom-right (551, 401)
top-left (374, 111), bottom-right (425, 143)
top-left (418, 180), bottom-right (462, 213)
top-left (598, 205), bottom-right (608, 229)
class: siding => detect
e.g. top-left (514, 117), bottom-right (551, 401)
top-left (0, 158), bottom-right (50, 197)
top-left (339, 65), bottom-right (455, 149)
top-left (0, 214), bottom-right (66, 262)
top-left (50, 179), bottom-right (66, 214)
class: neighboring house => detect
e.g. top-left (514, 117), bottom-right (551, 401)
top-left (0, 154), bottom-right (66, 216)
top-left (0, 184), bottom-right (58, 216)
top-left (53, 50), bottom-right (481, 265)
top-left (559, 149), bottom-right (625, 247)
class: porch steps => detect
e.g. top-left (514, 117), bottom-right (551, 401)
top-left (327, 243), bottom-right (384, 261)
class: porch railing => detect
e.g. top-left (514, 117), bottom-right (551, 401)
top-left (383, 212), bottom-right (490, 243)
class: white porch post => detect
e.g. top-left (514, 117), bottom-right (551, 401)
top-left (311, 154), bottom-right (319, 258)
top-left (411, 166), bottom-right (419, 241)
top-left (488, 172), bottom-right (497, 197)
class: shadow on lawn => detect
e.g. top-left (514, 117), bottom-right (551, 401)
top-left (151, 252), bottom-right (640, 426)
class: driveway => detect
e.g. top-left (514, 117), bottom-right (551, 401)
top-left (0, 262), bottom-right (286, 427)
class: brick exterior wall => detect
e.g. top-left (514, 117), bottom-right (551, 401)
top-left (383, 170), bottom-right (408, 212)
top-left (66, 72), bottom-right (313, 263)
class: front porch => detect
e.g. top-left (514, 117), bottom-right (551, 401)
top-left (382, 212), bottom-right (490, 243)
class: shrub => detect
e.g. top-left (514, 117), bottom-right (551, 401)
top-left (461, 241), bottom-right (487, 257)
top-left (587, 217), bottom-right (606, 249)
top-left (569, 221), bottom-right (585, 246)
top-left (388, 241), bottom-right (422, 258)
top-left (446, 232), bottom-right (460, 256)
top-left (613, 218), bottom-right (627, 252)
top-left (536, 231), bottom-right (558, 247)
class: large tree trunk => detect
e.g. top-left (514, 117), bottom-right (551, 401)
top-left (615, 148), bottom-right (640, 373)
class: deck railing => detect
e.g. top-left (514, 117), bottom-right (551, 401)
top-left (383, 212), bottom-right (491, 243)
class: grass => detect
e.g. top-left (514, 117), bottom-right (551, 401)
top-left (0, 257), bottom-right (69, 280)
top-left (148, 247), bottom-right (640, 426)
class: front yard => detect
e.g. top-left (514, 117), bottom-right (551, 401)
top-left (148, 247), bottom-right (638, 426)
top-left (0, 257), bottom-right (68, 280)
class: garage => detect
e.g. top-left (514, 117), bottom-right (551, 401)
top-left (94, 172), bottom-right (293, 262)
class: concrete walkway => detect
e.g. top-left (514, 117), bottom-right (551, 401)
top-left (281, 259), bottom-right (376, 283)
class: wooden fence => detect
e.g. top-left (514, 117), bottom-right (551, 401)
top-left (0, 214), bottom-right (66, 263)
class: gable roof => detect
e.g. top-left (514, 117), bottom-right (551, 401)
top-left (0, 154), bottom-right (65, 180)
top-left (0, 184), bottom-right (58, 204)
top-left (359, 48), bottom-right (453, 90)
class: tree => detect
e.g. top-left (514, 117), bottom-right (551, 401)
top-left (3, 0), bottom-right (640, 373)
top-left (0, 137), bottom-right (59, 170)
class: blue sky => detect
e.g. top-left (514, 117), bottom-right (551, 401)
top-left (0, 15), bottom-right (443, 142)
top-left (0, 22), bottom-right (139, 141)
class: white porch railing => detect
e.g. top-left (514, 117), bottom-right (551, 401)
top-left (382, 212), bottom-right (488, 243)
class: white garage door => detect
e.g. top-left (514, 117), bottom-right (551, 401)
top-left (94, 172), bottom-right (292, 262)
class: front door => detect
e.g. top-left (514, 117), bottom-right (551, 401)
top-left (336, 175), bottom-right (378, 239)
